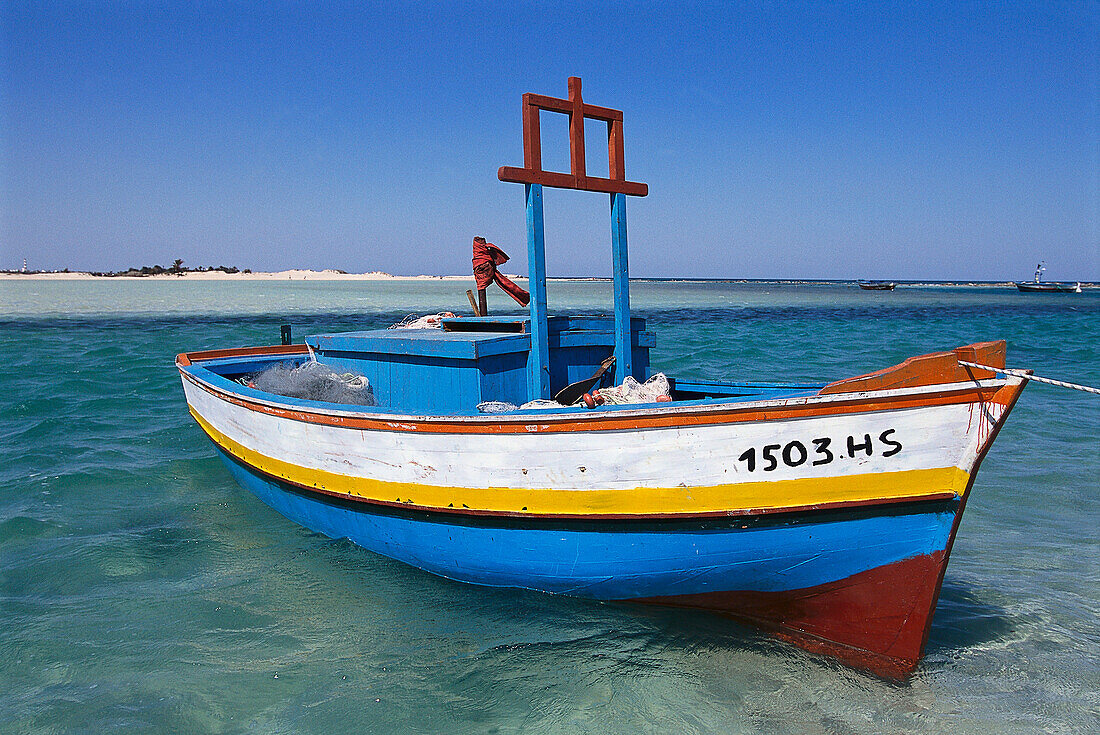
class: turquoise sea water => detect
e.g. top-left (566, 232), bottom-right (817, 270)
top-left (2, 279), bottom-right (1098, 734)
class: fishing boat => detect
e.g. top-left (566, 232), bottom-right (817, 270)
top-left (178, 78), bottom-right (1028, 678)
top-left (1016, 262), bottom-right (1081, 293)
top-left (858, 281), bottom-right (897, 291)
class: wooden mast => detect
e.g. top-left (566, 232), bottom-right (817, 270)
top-left (498, 77), bottom-right (649, 398)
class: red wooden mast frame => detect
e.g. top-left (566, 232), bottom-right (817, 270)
top-left (498, 77), bottom-right (648, 197)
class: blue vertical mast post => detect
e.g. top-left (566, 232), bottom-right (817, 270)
top-left (610, 191), bottom-right (632, 382)
top-left (499, 78), bottom-right (649, 395)
top-left (525, 183), bottom-right (551, 400)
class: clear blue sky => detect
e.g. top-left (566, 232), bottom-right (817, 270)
top-left (2, 1), bottom-right (1097, 280)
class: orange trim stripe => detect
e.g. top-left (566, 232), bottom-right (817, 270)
top-left (181, 367), bottom-right (1016, 435)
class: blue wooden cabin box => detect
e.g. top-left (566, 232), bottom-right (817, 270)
top-left (306, 315), bottom-right (654, 414)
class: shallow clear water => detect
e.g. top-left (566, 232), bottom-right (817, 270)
top-left (2, 280), bottom-right (1098, 734)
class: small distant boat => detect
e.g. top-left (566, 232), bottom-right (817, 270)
top-left (858, 281), bottom-right (897, 291)
top-left (1017, 282), bottom-right (1081, 293)
top-left (1016, 262), bottom-right (1081, 293)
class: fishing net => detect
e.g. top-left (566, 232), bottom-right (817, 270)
top-left (476, 375), bottom-right (670, 413)
top-left (249, 361), bottom-right (377, 406)
top-left (592, 373), bottom-right (670, 405)
top-left (477, 399), bottom-right (563, 413)
top-left (389, 312), bottom-right (456, 329)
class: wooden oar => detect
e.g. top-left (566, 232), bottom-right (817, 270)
top-left (465, 289), bottom-right (482, 316)
top-left (554, 356), bottom-right (615, 405)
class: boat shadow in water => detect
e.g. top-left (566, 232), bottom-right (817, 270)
top-left (922, 579), bottom-right (1015, 655)
top-left (327, 540), bottom-right (793, 662)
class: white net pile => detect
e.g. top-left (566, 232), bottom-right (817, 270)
top-left (476, 374), bottom-right (671, 413)
top-left (592, 373), bottom-right (670, 405)
top-left (249, 361), bottom-right (377, 406)
top-left (389, 312), bottom-right (456, 329)
top-left (477, 399), bottom-right (561, 413)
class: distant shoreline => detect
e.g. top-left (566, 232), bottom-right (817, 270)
top-left (0, 269), bottom-right (475, 282)
top-left (1, 270), bottom-right (1094, 288)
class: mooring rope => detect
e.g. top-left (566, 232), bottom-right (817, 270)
top-left (958, 360), bottom-right (1100, 395)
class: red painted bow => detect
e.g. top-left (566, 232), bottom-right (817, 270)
top-left (472, 239), bottom-right (530, 306)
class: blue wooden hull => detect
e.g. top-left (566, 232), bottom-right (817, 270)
top-left (217, 448), bottom-right (957, 601)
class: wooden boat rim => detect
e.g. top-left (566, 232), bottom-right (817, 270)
top-left (179, 355), bottom-right (1020, 430)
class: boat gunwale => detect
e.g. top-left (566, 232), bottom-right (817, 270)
top-left (178, 348), bottom-right (1021, 434)
top-left (175, 345), bottom-right (827, 418)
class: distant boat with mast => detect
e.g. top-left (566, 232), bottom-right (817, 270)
top-left (1016, 262), bottom-right (1081, 293)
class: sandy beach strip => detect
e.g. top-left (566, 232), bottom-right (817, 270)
top-left (0, 270), bottom-right (481, 281)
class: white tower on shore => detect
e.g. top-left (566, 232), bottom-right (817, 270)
top-left (21, 258), bottom-right (27, 273)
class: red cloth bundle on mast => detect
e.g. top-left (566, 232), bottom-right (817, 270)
top-left (472, 237), bottom-right (530, 306)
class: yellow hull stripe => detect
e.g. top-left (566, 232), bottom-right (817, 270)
top-left (193, 409), bottom-right (969, 517)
